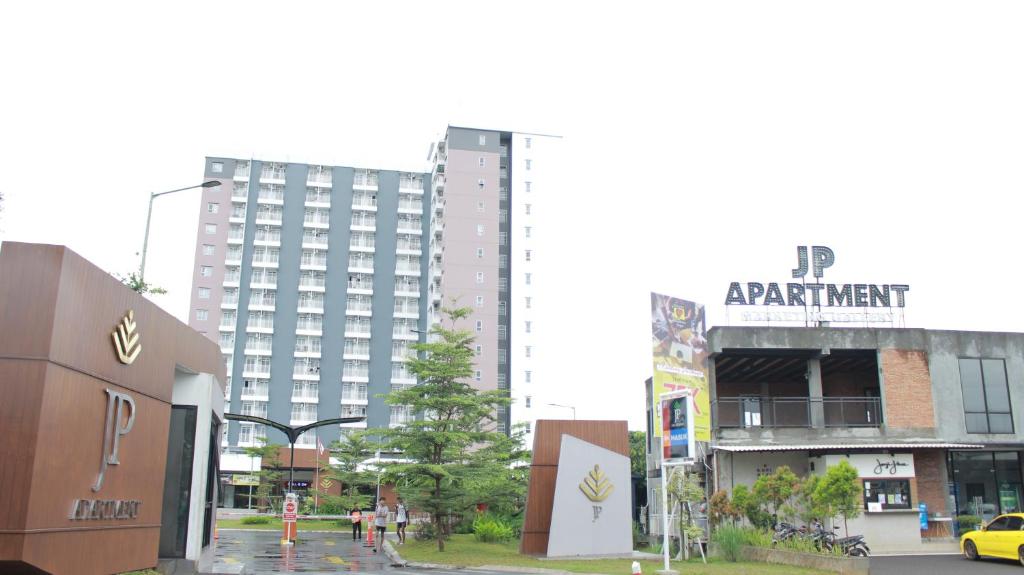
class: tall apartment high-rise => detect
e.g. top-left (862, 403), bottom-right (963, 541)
top-left (428, 127), bottom-right (561, 448)
top-left (188, 126), bottom-right (560, 453)
top-left (189, 160), bottom-right (430, 450)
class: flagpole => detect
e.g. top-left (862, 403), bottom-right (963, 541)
top-left (314, 429), bottom-right (320, 515)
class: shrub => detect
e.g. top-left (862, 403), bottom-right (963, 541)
top-left (957, 515), bottom-right (983, 531)
top-left (241, 515), bottom-right (271, 525)
top-left (472, 514), bottom-right (514, 543)
top-left (333, 518), bottom-right (353, 527)
top-left (713, 525), bottom-right (747, 562)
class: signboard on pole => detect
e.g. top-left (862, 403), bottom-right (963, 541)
top-left (661, 392), bottom-right (695, 463)
top-left (283, 494), bottom-right (298, 522)
top-left (651, 293), bottom-right (709, 442)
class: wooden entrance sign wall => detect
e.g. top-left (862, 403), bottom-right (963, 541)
top-left (520, 420), bottom-right (630, 556)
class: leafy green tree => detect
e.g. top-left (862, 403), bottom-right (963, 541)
top-left (379, 305), bottom-right (512, 551)
top-left (753, 465), bottom-right (799, 521)
top-left (321, 432), bottom-right (375, 514)
top-left (242, 439), bottom-right (284, 512)
top-left (730, 483), bottom-right (771, 529)
top-left (456, 424), bottom-right (531, 518)
top-left (815, 460), bottom-right (862, 535)
top-left (666, 467), bottom-right (705, 559)
top-left (629, 431), bottom-right (647, 476)
top-left (790, 474), bottom-right (825, 527)
top-left (115, 271), bottom-right (167, 295)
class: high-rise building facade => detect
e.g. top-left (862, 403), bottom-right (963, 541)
top-left (428, 127), bottom-right (561, 448)
top-left (189, 159), bottom-right (429, 449)
top-left (189, 126), bottom-right (560, 452)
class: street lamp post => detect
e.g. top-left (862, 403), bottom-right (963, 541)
top-left (547, 403), bottom-right (576, 420)
top-left (139, 180), bottom-right (221, 283)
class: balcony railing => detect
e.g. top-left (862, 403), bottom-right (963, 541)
top-left (712, 396), bottom-right (882, 429)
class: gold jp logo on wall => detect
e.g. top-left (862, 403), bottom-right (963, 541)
top-left (112, 310), bottom-right (141, 365)
top-left (579, 464), bottom-right (614, 502)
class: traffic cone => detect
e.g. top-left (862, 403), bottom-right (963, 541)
top-left (365, 514), bottom-right (375, 548)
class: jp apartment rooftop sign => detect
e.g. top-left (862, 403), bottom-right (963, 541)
top-left (725, 245), bottom-right (910, 308)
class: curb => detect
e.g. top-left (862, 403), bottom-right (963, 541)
top-left (383, 538), bottom-right (408, 567)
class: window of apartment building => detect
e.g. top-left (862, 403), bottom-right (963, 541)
top-left (525, 395), bottom-right (532, 408)
top-left (960, 358), bottom-right (1013, 433)
top-left (526, 422), bottom-right (531, 434)
top-left (525, 250), bottom-right (532, 262)
top-left (499, 232), bottom-right (508, 246)
top-left (476, 271), bottom-right (484, 284)
top-left (477, 247), bottom-right (484, 258)
top-left (476, 295), bottom-right (484, 307)
top-left (195, 309), bottom-right (209, 321)
top-left (477, 224), bottom-right (485, 236)
top-left (208, 202), bottom-right (219, 214)
top-left (479, 134), bottom-right (487, 146)
top-left (477, 201), bottom-right (485, 213)
top-left (479, 157), bottom-right (486, 167)
top-left (525, 137), bottom-right (532, 149)
top-left (525, 203), bottom-right (532, 215)
top-left (478, 178), bottom-right (485, 190)
top-left (205, 223), bottom-right (217, 234)
top-left (202, 244), bottom-right (215, 256)
top-left (525, 321), bottom-right (532, 333)
top-left (200, 265), bottom-right (213, 277)
top-left (475, 320), bottom-right (483, 332)
top-left (475, 345), bottom-right (482, 356)
top-left (525, 296), bottom-right (532, 309)
top-left (525, 273), bottom-right (532, 285)
top-left (198, 287), bottom-right (211, 299)
top-left (212, 161), bottom-right (224, 173)
top-left (499, 254), bottom-right (508, 269)
top-left (525, 159), bottom-right (532, 170)
top-left (525, 181), bottom-right (532, 192)
top-left (475, 370), bottom-right (482, 382)
top-left (525, 345), bottom-right (532, 358)
top-left (525, 370), bottom-right (532, 383)
top-left (525, 226), bottom-right (532, 238)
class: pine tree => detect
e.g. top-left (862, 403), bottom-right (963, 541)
top-left (381, 305), bottom-right (511, 551)
top-left (321, 432), bottom-right (375, 514)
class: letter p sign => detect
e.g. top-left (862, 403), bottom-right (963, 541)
top-left (92, 388), bottom-right (136, 492)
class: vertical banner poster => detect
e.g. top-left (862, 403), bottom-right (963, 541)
top-left (662, 392), bottom-right (694, 461)
top-left (651, 293), bottom-right (709, 442)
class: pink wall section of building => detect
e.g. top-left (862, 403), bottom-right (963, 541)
top-left (187, 176), bottom-right (233, 342)
top-left (441, 148), bottom-right (501, 391)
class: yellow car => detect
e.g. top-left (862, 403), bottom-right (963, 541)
top-left (961, 513), bottom-right (1024, 565)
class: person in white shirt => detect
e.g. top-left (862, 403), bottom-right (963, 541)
top-left (374, 498), bottom-right (390, 553)
top-left (395, 497), bottom-right (408, 544)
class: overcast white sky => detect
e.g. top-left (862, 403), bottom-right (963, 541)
top-left (2, 1), bottom-right (1022, 431)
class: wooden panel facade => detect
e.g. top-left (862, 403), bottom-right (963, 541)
top-left (0, 243), bottom-right (225, 575)
top-left (520, 420), bottom-right (629, 556)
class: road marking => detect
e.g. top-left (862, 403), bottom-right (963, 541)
top-left (325, 555), bottom-right (347, 565)
top-left (324, 540), bottom-right (335, 546)
top-left (222, 557), bottom-right (239, 564)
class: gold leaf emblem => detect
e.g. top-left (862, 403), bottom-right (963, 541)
top-left (112, 310), bottom-right (141, 365)
top-left (579, 464), bottom-right (614, 502)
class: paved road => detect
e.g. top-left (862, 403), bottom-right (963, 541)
top-left (872, 554), bottom-right (1022, 575)
top-left (213, 529), bottom-right (524, 575)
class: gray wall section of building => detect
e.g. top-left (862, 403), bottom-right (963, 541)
top-left (447, 127), bottom-right (501, 153)
top-left (367, 171), bottom-right (400, 429)
top-left (262, 163), bottom-right (308, 443)
top-left (318, 167), bottom-right (355, 444)
top-left (205, 157), bottom-right (236, 180)
top-left (227, 160), bottom-right (260, 445)
top-left (499, 133), bottom-right (512, 433)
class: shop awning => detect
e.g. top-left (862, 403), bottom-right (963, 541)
top-left (713, 443), bottom-right (984, 452)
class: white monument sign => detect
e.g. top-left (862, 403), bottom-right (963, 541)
top-left (546, 434), bottom-right (632, 557)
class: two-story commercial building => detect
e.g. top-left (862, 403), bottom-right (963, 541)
top-left (646, 326), bottom-right (1024, 552)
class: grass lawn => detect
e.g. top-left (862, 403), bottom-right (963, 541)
top-left (397, 535), bottom-right (828, 575)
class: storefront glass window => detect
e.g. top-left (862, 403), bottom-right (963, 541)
top-left (863, 479), bottom-right (911, 510)
top-left (950, 451), bottom-right (1024, 522)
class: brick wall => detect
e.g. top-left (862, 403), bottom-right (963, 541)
top-left (880, 349), bottom-right (936, 429)
top-left (914, 449), bottom-right (947, 514)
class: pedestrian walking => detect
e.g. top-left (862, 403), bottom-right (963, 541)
top-left (396, 497), bottom-right (408, 544)
top-left (374, 497), bottom-right (389, 553)
top-left (350, 506), bottom-right (362, 541)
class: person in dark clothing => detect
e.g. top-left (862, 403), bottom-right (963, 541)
top-left (351, 506), bottom-right (362, 540)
